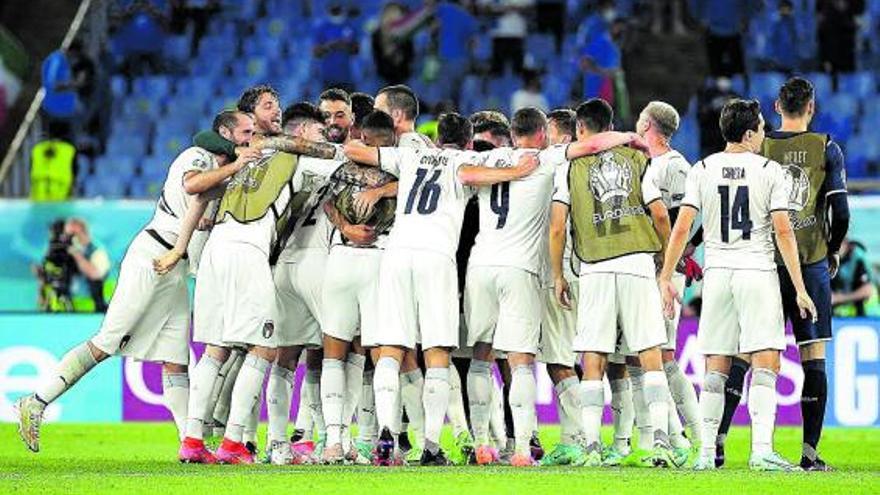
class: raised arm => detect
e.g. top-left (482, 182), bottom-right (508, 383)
top-left (566, 132), bottom-right (647, 160)
top-left (458, 153), bottom-right (539, 187)
top-left (183, 148), bottom-right (262, 195)
top-left (343, 141), bottom-right (381, 166)
top-left (252, 134), bottom-right (339, 159)
top-left (773, 210), bottom-right (817, 321)
top-left (549, 202), bottom-right (572, 309)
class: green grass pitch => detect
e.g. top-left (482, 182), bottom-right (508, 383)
top-left (1, 424), bottom-right (878, 495)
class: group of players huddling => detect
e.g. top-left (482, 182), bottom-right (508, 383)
top-left (15, 74), bottom-right (848, 472)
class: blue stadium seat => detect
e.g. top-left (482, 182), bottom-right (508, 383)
top-left (199, 34), bottom-right (237, 59)
top-left (163, 34), bottom-right (192, 66)
top-left (844, 133), bottom-right (878, 178)
top-left (132, 76), bottom-right (172, 99)
top-left (749, 72), bottom-right (786, 101)
top-left (152, 130), bottom-right (188, 158)
top-left (838, 71), bottom-right (877, 99)
top-left (95, 155), bottom-right (138, 181)
top-left (730, 74), bottom-right (747, 96)
top-left (672, 114), bottom-right (700, 164)
top-left (826, 93), bottom-right (859, 121)
top-left (121, 97), bottom-right (162, 120)
top-left (106, 133), bottom-right (148, 158)
top-left (93, 175), bottom-right (127, 199)
top-left (110, 75), bottom-right (129, 98)
top-left (807, 72), bottom-right (833, 101)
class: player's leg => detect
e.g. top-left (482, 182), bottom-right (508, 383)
top-left (357, 354), bottom-right (378, 449)
top-left (694, 268), bottom-right (738, 470)
top-left (421, 348), bottom-right (454, 465)
top-left (662, 274), bottom-right (701, 441)
top-left (715, 353), bottom-right (749, 466)
top-left (321, 334), bottom-right (350, 461)
top-left (736, 270), bottom-right (796, 471)
top-left (204, 350), bottom-right (243, 441)
top-left (446, 358), bottom-right (473, 464)
top-left (291, 353), bottom-right (314, 443)
top-left (399, 348), bottom-right (425, 458)
top-left (573, 272), bottom-right (617, 466)
top-left (162, 360), bottom-right (190, 441)
top-left (303, 348), bottom-right (325, 454)
top-left (605, 360), bottom-right (634, 463)
top-left (265, 345), bottom-right (302, 464)
top-left (340, 339), bottom-right (367, 460)
top-left (218, 345), bottom-right (276, 464)
top-left (625, 357), bottom-right (653, 453)
top-left (464, 266), bottom-right (500, 463)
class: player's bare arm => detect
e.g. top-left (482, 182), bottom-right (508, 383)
top-left (323, 200), bottom-right (376, 246)
top-left (458, 153), bottom-right (539, 186)
top-left (549, 202), bottom-right (571, 310)
top-left (251, 134), bottom-right (338, 159)
top-left (659, 205), bottom-right (697, 318)
top-left (152, 185), bottom-right (225, 275)
top-left (772, 210), bottom-right (818, 322)
top-left (342, 140), bottom-right (380, 166)
top-left (647, 198), bottom-right (672, 263)
top-left (353, 181), bottom-right (398, 220)
top-left (183, 148), bottom-right (262, 194)
top-left (565, 131), bottom-right (647, 159)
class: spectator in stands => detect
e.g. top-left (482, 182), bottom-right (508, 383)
top-left (113, 0), bottom-right (169, 77)
top-left (696, 76), bottom-right (738, 156)
top-left (30, 122), bottom-right (76, 202)
top-left (482, 0), bottom-right (534, 76)
top-left (579, 17), bottom-right (623, 104)
top-left (767, 0), bottom-right (799, 73)
top-left (832, 238), bottom-right (876, 317)
top-left (171, 0), bottom-right (220, 55)
top-left (65, 218), bottom-right (110, 312)
top-left (817, 0), bottom-right (865, 74)
top-left (372, 2), bottom-right (431, 85)
top-left (536, 0), bottom-right (566, 52)
top-left (54, 41), bottom-right (98, 142)
top-left (41, 49), bottom-right (76, 122)
top-left (313, 1), bottom-right (360, 93)
top-left (510, 69), bottom-right (549, 112)
top-left (696, 0), bottom-right (757, 76)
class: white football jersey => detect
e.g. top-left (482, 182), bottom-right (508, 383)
top-left (468, 145), bottom-right (564, 275)
top-left (682, 151), bottom-right (790, 270)
top-left (650, 149), bottom-right (690, 210)
top-left (145, 146), bottom-right (218, 240)
top-left (378, 147), bottom-right (478, 261)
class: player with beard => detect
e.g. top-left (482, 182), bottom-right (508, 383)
top-left (319, 88), bottom-right (354, 144)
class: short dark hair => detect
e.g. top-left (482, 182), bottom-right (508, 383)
top-left (437, 112), bottom-right (473, 148)
top-left (212, 110), bottom-right (246, 133)
top-left (319, 87), bottom-right (351, 106)
top-left (778, 77), bottom-right (814, 117)
top-left (282, 101), bottom-right (324, 129)
top-left (547, 108), bottom-right (576, 139)
top-left (511, 107), bottom-right (548, 137)
top-left (350, 92), bottom-right (376, 128)
top-left (377, 84), bottom-right (419, 120)
top-left (237, 84), bottom-right (279, 113)
top-left (470, 110), bottom-right (511, 144)
top-left (575, 98), bottom-right (613, 133)
top-left (719, 98), bottom-right (762, 143)
top-left (361, 110), bottom-right (395, 143)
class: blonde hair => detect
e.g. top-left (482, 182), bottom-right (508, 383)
top-left (643, 101), bottom-right (680, 139)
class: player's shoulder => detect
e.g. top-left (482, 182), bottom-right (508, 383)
top-left (399, 132), bottom-right (434, 149)
top-left (175, 146), bottom-right (215, 170)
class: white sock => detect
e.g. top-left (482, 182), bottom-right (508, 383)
top-left (225, 354), bottom-right (270, 443)
top-left (668, 393), bottom-right (690, 449)
top-left (749, 368), bottom-right (778, 456)
top-left (628, 366), bottom-right (652, 451)
top-left (554, 376), bottom-right (582, 445)
top-left (213, 350), bottom-right (244, 428)
top-left (35, 342), bottom-right (98, 404)
top-left (400, 369), bottom-right (426, 448)
top-left (244, 390), bottom-right (261, 445)
top-left (610, 377), bottom-right (634, 451)
top-left (467, 360), bottom-right (493, 445)
top-left (509, 364), bottom-right (537, 455)
top-left (303, 368), bottom-right (325, 437)
top-left (184, 354), bottom-right (223, 440)
top-left (664, 360), bottom-right (701, 440)
top-left (294, 367), bottom-right (314, 439)
top-left (446, 364), bottom-right (469, 437)
top-left (374, 357), bottom-right (401, 435)
top-left (489, 373), bottom-right (507, 449)
top-left (321, 358), bottom-right (346, 446)
top-left (357, 369), bottom-right (377, 442)
top-left (699, 371), bottom-right (728, 460)
top-left (162, 370), bottom-right (189, 441)
top-left (342, 353), bottom-right (366, 435)
top-left (266, 364), bottom-right (295, 444)
top-left (202, 354), bottom-right (234, 437)
top-left (579, 379), bottom-right (604, 448)
top-left (643, 370), bottom-right (671, 447)
top-left (423, 367), bottom-right (451, 446)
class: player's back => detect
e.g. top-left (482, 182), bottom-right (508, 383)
top-left (469, 145), bottom-right (560, 274)
top-left (380, 146), bottom-right (477, 260)
top-left (687, 151), bottom-right (789, 270)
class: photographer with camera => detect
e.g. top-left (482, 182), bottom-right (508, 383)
top-left (35, 219), bottom-right (78, 312)
top-left (64, 218), bottom-right (111, 312)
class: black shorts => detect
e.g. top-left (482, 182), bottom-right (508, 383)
top-left (779, 259), bottom-right (833, 345)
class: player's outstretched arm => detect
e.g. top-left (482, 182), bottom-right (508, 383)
top-left (772, 210), bottom-right (818, 322)
top-left (183, 148), bottom-right (262, 194)
top-left (458, 153), bottom-right (538, 186)
top-left (565, 132), bottom-right (647, 160)
top-left (342, 140), bottom-right (380, 166)
top-left (252, 134), bottom-right (339, 159)
top-left (659, 205), bottom-right (697, 318)
top-left (323, 200), bottom-right (377, 246)
top-left (549, 202), bottom-right (572, 310)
